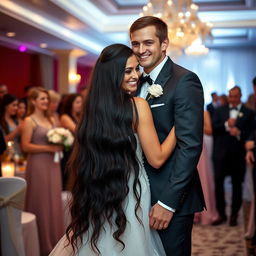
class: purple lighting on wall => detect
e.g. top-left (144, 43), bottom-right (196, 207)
top-left (19, 45), bottom-right (27, 52)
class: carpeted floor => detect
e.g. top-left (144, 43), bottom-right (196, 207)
top-left (192, 177), bottom-right (247, 256)
top-left (192, 220), bottom-right (247, 256)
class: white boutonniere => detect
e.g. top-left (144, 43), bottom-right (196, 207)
top-left (238, 112), bottom-right (244, 118)
top-left (147, 84), bottom-right (163, 100)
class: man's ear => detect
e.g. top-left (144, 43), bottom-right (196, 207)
top-left (161, 38), bottom-right (169, 51)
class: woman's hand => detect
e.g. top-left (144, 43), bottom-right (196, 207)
top-left (246, 150), bottom-right (255, 166)
top-left (49, 145), bottom-right (63, 152)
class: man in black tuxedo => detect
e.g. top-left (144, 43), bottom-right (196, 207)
top-left (207, 92), bottom-right (220, 120)
top-left (130, 16), bottom-right (205, 256)
top-left (212, 86), bottom-right (254, 226)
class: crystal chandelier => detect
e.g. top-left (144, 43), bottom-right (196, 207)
top-left (140, 0), bottom-right (212, 56)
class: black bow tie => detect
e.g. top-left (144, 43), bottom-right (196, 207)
top-left (230, 106), bottom-right (238, 110)
top-left (140, 75), bottom-right (153, 85)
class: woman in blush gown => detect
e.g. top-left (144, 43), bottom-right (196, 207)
top-left (50, 44), bottom-right (177, 256)
top-left (21, 87), bottom-right (64, 256)
top-left (195, 111), bottom-right (219, 225)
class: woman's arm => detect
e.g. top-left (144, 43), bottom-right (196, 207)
top-left (60, 114), bottom-right (76, 133)
top-left (21, 117), bottom-right (62, 153)
top-left (4, 124), bottom-right (21, 142)
top-left (134, 97), bottom-right (176, 169)
top-left (204, 111), bottom-right (212, 135)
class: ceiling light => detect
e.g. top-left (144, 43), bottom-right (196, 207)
top-left (40, 43), bottom-right (48, 48)
top-left (19, 45), bottom-right (27, 52)
top-left (140, 0), bottom-right (212, 55)
top-left (6, 32), bottom-right (16, 37)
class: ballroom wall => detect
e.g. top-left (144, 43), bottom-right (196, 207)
top-left (0, 45), bottom-right (93, 97)
top-left (0, 46), bottom-right (42, 98)
top-left (176, 47), bottom-right (256, 105)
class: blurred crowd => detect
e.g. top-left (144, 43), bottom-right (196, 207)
top-left (0, 83), bottom-right (88, 255)
top-left (196, 77), bottom-right (256, 253)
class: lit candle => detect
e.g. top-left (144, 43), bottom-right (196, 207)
top-left (1, 162), bottom-right (15, 177)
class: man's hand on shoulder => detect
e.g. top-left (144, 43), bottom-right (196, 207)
top-left (149, 203), bottom-right (173, 230)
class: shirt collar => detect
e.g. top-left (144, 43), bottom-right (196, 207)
top-left (229, 103), bottom-right (242, 111)
top-left (143, 56), bottom-right (168, 83)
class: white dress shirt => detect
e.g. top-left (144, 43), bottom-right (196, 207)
top-left (139, 56), bottom-right (168, 99)
top-left (225, 103), bottom-right (242, 140)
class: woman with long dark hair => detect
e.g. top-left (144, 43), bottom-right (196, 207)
top-left (0, 93), bottom-right (22, 156)
top-left (50, 44), bottom-right (176, 256)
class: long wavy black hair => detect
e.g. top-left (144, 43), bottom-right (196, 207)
top-left (66, 44), bottom-right (141, 254)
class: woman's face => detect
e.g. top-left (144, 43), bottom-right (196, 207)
top-left (121, 55), bottom-right (140, 94)
top-left (33, 92), bottom-right (49, 111)
top-left (5, 100), bottom-right (18, 116)
top-left (72, 96), bottom-right (83, 114)
top-left (17, 102), bottom-right (26, 118)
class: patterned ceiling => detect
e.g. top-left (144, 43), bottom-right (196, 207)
top-left (0, 0), bottom-right (255, 65)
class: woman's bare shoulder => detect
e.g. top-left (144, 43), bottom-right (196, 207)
top-left (23, 116), bottom-right (36, 129)
top-left (133, 97), bottom-right (149, 110)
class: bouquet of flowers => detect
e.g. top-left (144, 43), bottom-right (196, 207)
top-left (47, 127), bottom-right (74, 162)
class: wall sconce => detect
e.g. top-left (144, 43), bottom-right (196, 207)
top-left (1, 162), bottom-right (15, 177)
top-left (69, 72), bottom-right (81, 85)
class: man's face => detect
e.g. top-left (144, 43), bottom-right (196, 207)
top-left (212, 94), bottom-right (218, 102)
top-left (0, 85), bottom-right (7, 98)
top-left (228, 88), bottom-right (241, 107)
top-left (130, 26), bottom-right (168, 73)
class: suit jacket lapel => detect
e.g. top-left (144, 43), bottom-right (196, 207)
top-left (146, 57), bottom-right (173, 103)
top-left (154, 57), bottom-right (173, 89)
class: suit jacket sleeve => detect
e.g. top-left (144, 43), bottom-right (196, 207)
top-left (236, 108), bottom-right (254, 142)
top-left (160, 72), bottom-right (204, 210)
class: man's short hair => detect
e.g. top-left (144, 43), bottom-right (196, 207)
top-left (229, 85), bottom-right (242, 95)
top-left (129, 16), bottom-right (168, 44)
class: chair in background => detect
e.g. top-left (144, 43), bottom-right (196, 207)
top-left (0, 177), bottom-right (26, 256)
top-left (0, 177), bottom-right (40, 256)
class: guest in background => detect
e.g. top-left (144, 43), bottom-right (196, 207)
top-left (0, 94), bottom-right (22, 156)
top-left (246, 94), bottom-right (256, 111)
top-left (21, 87), bottom-right (64, 256)
top-left (60, 93), bottom-right (83, 189)
top-left (212, 86), bottom-right (254, 226)
top-left (0, 129), bottom-right (6, 176)
top-left (207, 92), bottom-right (220, 120)
top-left (79, 85), bottom-right (90, 102)
top-left (219, 94), bottom-right (228, 106)
top-left (21, 84), bottom-right (35, 105)
top-left (48, 90), bottom-right (61, 126)
top-left (0, 83), bottom-right (8, 99)
top-left (17, 99), bottom-right (27, 122)
top-left (245, 131), bottom-right (256, 249)
top-left (195, 111), bottom-right (219, 225)
top-left (245, 77), bottom-right (256, 112)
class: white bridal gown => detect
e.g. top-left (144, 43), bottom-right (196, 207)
top-left (50, 134), bottom-right (166, 256)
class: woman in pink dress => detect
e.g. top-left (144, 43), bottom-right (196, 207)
top-left (21, 87), bottom-right (64, 255)
top-left (195, 111), bottom-right (219, 225)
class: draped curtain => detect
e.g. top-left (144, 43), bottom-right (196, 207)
top-left (174, 47), bottom-right (256, 105)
